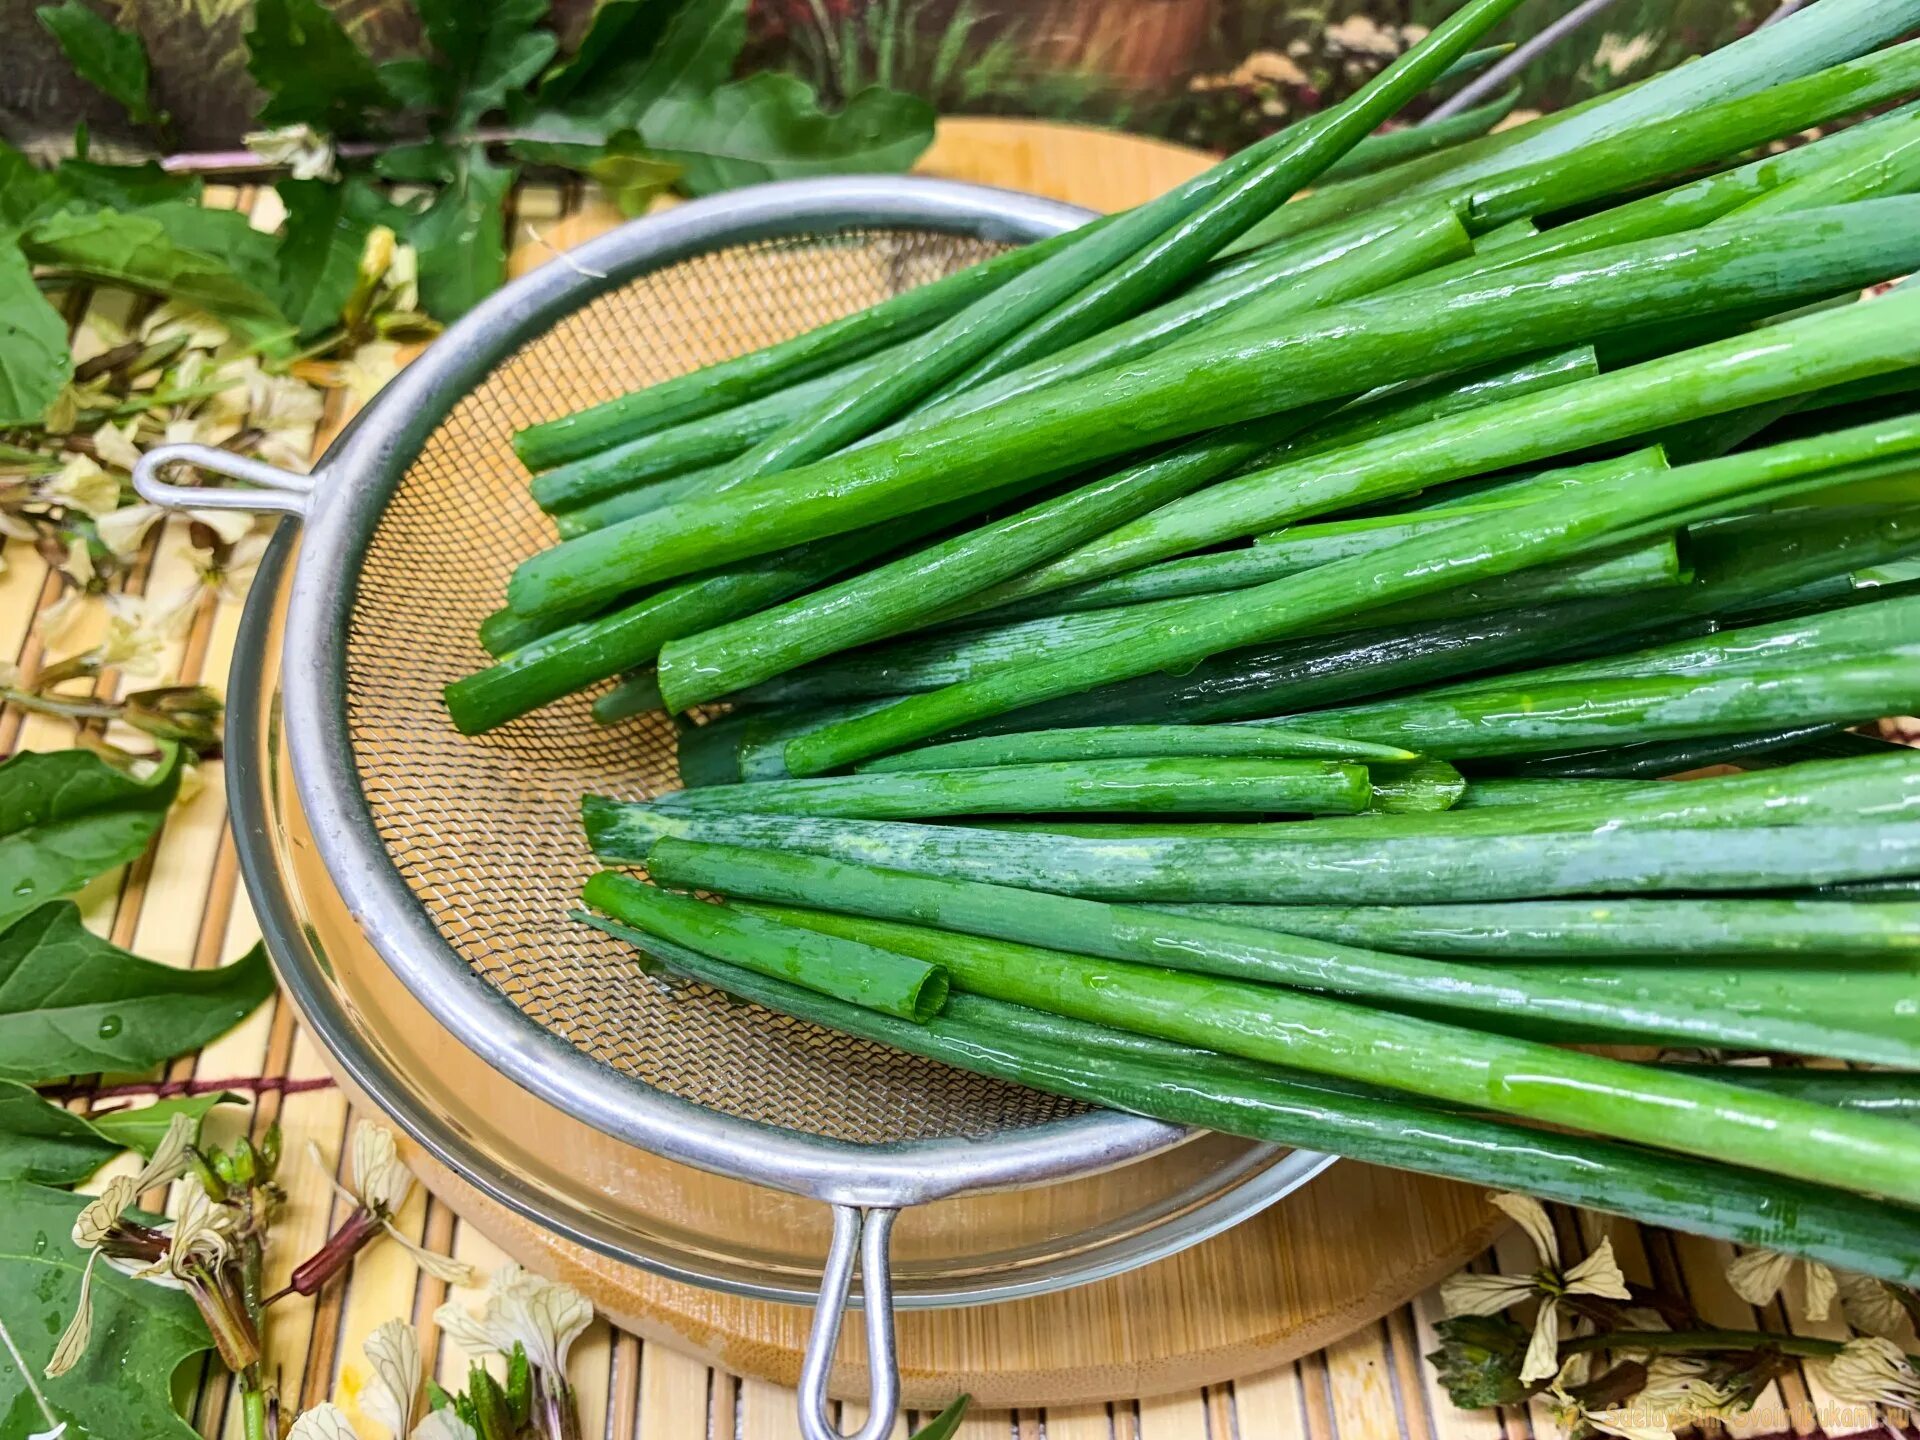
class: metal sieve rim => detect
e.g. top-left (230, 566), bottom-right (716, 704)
top-left (272, 177), bottom-right (1267, 1208)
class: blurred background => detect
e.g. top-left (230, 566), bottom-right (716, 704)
top-left (1, 0), bottom-right (1778, 155)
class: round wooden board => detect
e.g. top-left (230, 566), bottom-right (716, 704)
top-left (337, 115), bottom-right (1501, 1408)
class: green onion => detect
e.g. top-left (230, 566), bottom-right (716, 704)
top-left (1148, 897), bottom-right (1920, 961)
top-left (652, 757), bottom-right (1374, 819)
top-left (627, 880), bottom-right (1920, 1204)
top-left (615, 930), bottom-right (1920, 1286)
top-left (854, 725), bottom-right (1416, 773)
top-left (590, 671), bottom-right (661, 726)
top-left (507, 204), bottom-right (1920, 621)
top-left (579, 870), bottom-right (947, 1021)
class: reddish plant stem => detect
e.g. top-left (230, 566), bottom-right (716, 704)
top-left (269, 1205), bottom-right (383, 1305)
top-left (40, 1075), bottom-right (338, 1105)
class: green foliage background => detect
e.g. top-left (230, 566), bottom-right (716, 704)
top-left (2, 0), bottom-right (1780, 152)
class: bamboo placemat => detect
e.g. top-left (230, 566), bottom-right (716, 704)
top-left (8, 120), bottom-right (1910, 1440)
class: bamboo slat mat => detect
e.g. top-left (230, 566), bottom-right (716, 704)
top-left (7, 121), bottom-right (1912, 1440)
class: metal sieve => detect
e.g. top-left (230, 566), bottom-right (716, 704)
top-left (134, 178), bottom-right (1331, 1437)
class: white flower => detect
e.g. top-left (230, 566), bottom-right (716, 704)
top-left (140, 302), bottom-right (229, 352)
top-left (435, 1262), bottom-right (594, 1379)
top-left (41, 454), bottom-right (120, 518)
top-left (1813, 1336), bottom-right (1920, 1409)
top-left (1725, 1249), bottom-right (1907, 1336)
top-left (50, 1117), bottom-right (205, 1378)
top-left (286, 1404), bottom-right (358, 1440)
top-left (247, 367), bottom-right (326, 432)
top-left (314, 1124), bottom-right (474, 1285)
top-left (1325, 14), bottom-right (1401, 56)
top-left (411, 1413), bottom-right (479, 1440)
top-left (1441, 1193), bottom-right (1630, 1385)
top-left (91, 420), bottom-right (143, 474)
top-left (340, 342), bottom-right (402, 405)
top-left (363, 1319), bottom-right (424, 1436)
top-left (97, 589), bottom-right (196, 676)
top-left (386, 245), bottom-right (420, 313)
top-left (96, 501), bottom-right (167, 560)
top-left (245, 124), bottom-right (339, 182)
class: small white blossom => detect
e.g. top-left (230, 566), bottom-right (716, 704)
top-left (1594, 32), bottom-right (1659, 77)
top-left (339, 342), bottom-right (402, 405)
top-left (363, 1319), bottom-right (425, 1436)
top-left (96, 502), bottom-right (167, 560)
top-left (97, 589), bottom-right (196, 676)
top-left (1814, 1335), bottom-right (1920, 1409)
top-left (411, 1412), bottom-right (480, 1440)
top-left (285, 1404), bottom-right (359, 1440)
top-left (140, 303), bottom-right (229, 352)
top-left (435, 1262), bottom-right (594, 1379)
top-left (41, 454), bottom-right (120, 517)
top-left (1441, 1193), bottom-right (1630, 1385)
top-left (1725, 1249), bottom-right (1907, 1335)
top-left (314, 1124), bottom-right (474, 1284)
top-left (245, 123), bottom-right (339, 181)
top-left (91, 420), bottom-right (143, 473)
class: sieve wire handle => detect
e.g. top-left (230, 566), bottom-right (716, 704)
top-left (133, 442), bottom-right (317, 519)
top-left (799, 1205), bottom-right (901, 1440)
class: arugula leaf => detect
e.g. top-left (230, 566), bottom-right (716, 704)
top-left (533, 0), bottom-right (745, 142)
top-left (0, 1080), bottom-right (117, 1185)
top-left (56, 158), bottom-right (199, 210)
top-left (644, 74), bottom-right (935, 195)
top-left (910, 1395), bottom-right (972, 1440)
top-left (511, 132), bottom-right (680, 217)
top-left (372, 141), bottom-right (459, 184)
top-left (245, 0), bottom-right (394, 135)
top-left (136, 201), bottom-right (285, 299)
top-left (0, 143), bottom-right (77, 233)
top-left (0, 1084), bottom-right (236, 1186)
top-left (21, 209), bottom-right (294, 351)
top-left (0, 1181), bottom-right (208, 1440)
top-left (89, 1091), bottom-right (237, 1156)
top-left (35, 1), bottom-right (159, 129)
top-left (0, 745), bottom-right (181, 930)
top-left (0, 243), bottom-right (71, 429)
top-left (417, 0), bottom-right (557, 130)
top-left (403, 145), bottom-right (512, 321)
top-left (274, 178), bottom-right (374, 340)
top-left (0, 902), bottom-right (273, 1084)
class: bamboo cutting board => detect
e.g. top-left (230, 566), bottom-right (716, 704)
top-left (327, 115), bottom-right (1502, 1407)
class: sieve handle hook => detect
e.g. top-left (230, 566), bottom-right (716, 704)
top-left (798, 1205), bottom-right (901, 1440)
top-left (133, 442), bottom-right (317, 519)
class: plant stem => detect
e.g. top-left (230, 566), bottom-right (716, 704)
top-left (241, 1385), bottom-right (269, 1440)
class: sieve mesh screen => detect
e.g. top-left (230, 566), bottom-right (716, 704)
top-left (340, 227), bottom-right (1087, 1145)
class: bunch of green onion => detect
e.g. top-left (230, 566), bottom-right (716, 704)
top-left (451, 0), bottom-right (1920, 1285)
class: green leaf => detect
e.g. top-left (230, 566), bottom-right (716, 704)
top-left (510, 131), bottom-right (679, 216)
top-left (35, 1), bottom-right (158, 129)
top-left (416, 0), bottom-right (557, 130)
top-left (0, 143), bottom-right (80, 232)
top-left (0, 1085), bottom-right (224, 1186)
top-left (0, 1081), bottom-right (117, 1185)
top-left (643, 74), bottom-right (935, 195)
top-left (0, 745), bottom-right (181, 930)
top-left (372, 141), bottom-right (459, 184)
top-left (89, 1091), bottom-right (238, 1157)
top-left (0, 242), bottom-right (71, 429)
top-left (0, 903), bottom-right (273, 1084)
top-left (274, 177), bottom-right (374, 339)
top-left (135, 200), bottom-right (285, 299)
top-left (21, 208), bottom-right (294, 351)
top-left (245, 0), bottom-right (393, 135)
top-left (55, 158), bottom-right (199, 210)
top-left (0, 1181), bottom-right (209, 1440)
top-left (403, 145), bottom-right (512, 321)
top-left (909, 1394), bottom-right (971, 1440)
top-left (533, 0), bottom-right (745, 142)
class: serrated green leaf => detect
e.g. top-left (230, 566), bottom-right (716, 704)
top-left (403, 145), bottom-right (512, 321)
top-left (35, 1), bottom-right (158, 129)
top-left (21, 208), bottom-right (294, 351)
top-left (275, 177), bottom-right (374, 339)
top-left (245, 0), bottom-right (393, 135)
top-left (0, 1181), bottom-right (209, 1440)
top-left (533, 0), bottom-right (744, 142)
top-left (0, 242), bottom-right (71, 429)
top-left (0, 1080), bottom-right (117, 1185)
top-left (510, 131), bottom-right (680, 216)
top-left (373, 141), bottom-right (458, 184)
top-left (643, 74), bottom-right (934, 195)
top-left (0, 746), bottom-right (181, 929)
top-left (55, 158), bottom-right (199, 210)
top-left (136, 200), bottom-right (285, 299)
top-left (0, 903), bottom-right (274, 1084)
top-left (417, 0), bottom-right (557, 130)
top-left (1, 143), bottom-right (81, 232)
